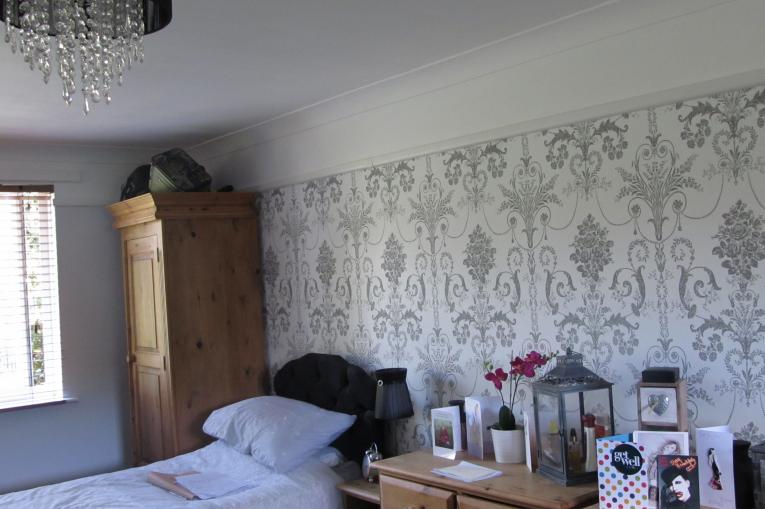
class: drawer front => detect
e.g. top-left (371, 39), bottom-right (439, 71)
top-left (457, 494), bottom-right (521, 509)
top-left (380, 475), bottom-right (455, 509)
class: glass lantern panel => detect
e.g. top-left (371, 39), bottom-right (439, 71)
top-left (537, 392), bottom-right (563, 472)
top-left (583, 388), bottom-right (612, 435)
top-left (563, 392), bottom-right (584, 473)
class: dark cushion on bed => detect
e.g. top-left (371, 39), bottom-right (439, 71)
top-left (273, 353), bottom-right (379, 464)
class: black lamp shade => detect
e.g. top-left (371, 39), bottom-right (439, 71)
top-left (374, 368), bottom-right (413, 420)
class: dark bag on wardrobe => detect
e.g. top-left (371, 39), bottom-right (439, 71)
top-left (120, 164), bottom-right (151, 201)
top-left (149, 148), bottom-right (212, 192)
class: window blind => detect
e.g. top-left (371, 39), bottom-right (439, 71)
top-left (0, 186), bottom-right (63, 409)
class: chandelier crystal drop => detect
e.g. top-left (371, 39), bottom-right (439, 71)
top-left (1, 0), bottom-right (171, 114)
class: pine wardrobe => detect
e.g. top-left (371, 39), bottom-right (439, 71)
top-left (108, 192), bottom-right (267, 465)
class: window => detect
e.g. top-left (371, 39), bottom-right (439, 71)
top-left (0, 186), bottom-right (63, 410)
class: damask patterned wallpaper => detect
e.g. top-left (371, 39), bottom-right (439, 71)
top-left (258, 85), bottom-right (765, 451)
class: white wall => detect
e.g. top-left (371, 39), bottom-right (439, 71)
top-left (0, 143), bottom-right (152, 493)
top-left (191, 0), bottom-right (765, 190)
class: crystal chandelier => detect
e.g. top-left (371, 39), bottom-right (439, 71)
top-left (1, 0), bottom-right (171, 114)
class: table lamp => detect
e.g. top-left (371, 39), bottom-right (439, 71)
top-left (374, 367), bottom-right (413, 420)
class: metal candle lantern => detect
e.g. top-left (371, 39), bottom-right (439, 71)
top-left (532, 349), bottom-right (615, 486)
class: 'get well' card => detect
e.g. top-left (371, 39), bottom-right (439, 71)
top-left (597, 437), bottom-right (649, 509)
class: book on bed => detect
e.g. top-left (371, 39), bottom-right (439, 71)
top-left (147, 471), bottom-right (199, 500)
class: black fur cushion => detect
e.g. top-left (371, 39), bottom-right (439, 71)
top-left (273, 353), bottom-right (379, 464)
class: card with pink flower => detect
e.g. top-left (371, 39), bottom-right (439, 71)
top-left (432, 406), bottom-right (462, 459)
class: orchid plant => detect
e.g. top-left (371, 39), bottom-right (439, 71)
top-left (484, 351), bottom-right (555, 430)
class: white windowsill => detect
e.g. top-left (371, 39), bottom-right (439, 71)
top-left (0, 396), bottom-right (77, 413)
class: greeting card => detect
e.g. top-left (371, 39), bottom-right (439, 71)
top-left (656, 455), bottom-right (699, 509)
top-left (431, 406), bottom-right (462, 459)
top-left (523, 410), bottom-right (537, 472)
top-left (633, 430), bottom-right (690, 507)
top-left (696, 426), bottom-right (735, 509)
top-left (597, 438), bottom-right (649, 509)
top-left (464, 396), bottom-right (500, 460)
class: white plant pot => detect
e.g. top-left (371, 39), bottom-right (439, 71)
top-left (491, 427), bottom-right (525, 464)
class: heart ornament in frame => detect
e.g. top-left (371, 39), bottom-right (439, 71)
top-left (647, 393), bottom-right (670, 416)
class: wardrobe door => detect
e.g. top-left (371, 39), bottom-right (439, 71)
top-left (125, 233), bottom-right (173, 464)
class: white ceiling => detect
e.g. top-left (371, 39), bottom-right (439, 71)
top-left (0, 0), bottom-right (611, 148)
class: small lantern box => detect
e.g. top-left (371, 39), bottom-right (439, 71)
top-left (636, 367), bottom-right (688, 432)
top-left (532, 349), bottom-right (615, 486)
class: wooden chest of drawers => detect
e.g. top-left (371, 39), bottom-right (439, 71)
top-left (373, 450), bottom-right (597, 509)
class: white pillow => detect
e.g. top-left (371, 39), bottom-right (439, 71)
top-left (203, 396), bottom-right (356, 472)
top-left (311, 446), bottom-right (346, 467)
top-left (202, 399), bottom-right (253, 453)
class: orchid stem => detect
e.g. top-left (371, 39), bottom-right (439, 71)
top-left (509, 376), bottom-right (520, 412)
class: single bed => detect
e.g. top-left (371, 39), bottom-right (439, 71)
top-left (0, 353), bottom-right (379, 509)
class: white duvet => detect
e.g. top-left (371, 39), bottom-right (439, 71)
top-left (0, 441), bottom-right (344, 509)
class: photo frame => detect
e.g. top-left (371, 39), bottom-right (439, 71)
top-left (432, 406), bottom-right (462, 459)
top-left (637, 381), bottom-right (688, 431)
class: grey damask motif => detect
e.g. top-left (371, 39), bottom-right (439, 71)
top-left (499, 139), bottom-right (561, 249)
top-left (258, 189), bottom-right (285, 233)
top-left (309, 240), bottom-right (349, 353)
top-left (260, 84), bottom-right (765, 453)
top-left (337, 177), bottom-right (383, 369)
top-left (454, 225), bottom-right (515, 364)
top-left (415, 328), bottom-right (464, 409)
top-left (365, 161), bottom-right (415, 221)
top-left (381, 234), bottom-right (406, 286)
top-left (606, 111), bottom-right (713, 423)
top-left (463, 225), bottom-right (495, 286)
top-left (556, 215), bottom-right (636, 380)
top-left (496, 136), bottom-right (567, 355)
top-left (304, 176), bottom-right (342, 227)
top-left (374, 234), bottom-right (422, 365)
top-left (712, 200), bottom-right (765, 280)
top-left (688, 201), bottom-right (765, 411)
top-left (544, 117), bottom-right (628, 199)
top-left (615, 110), bottom-right (702, 242)
top-left (677, 88), bottom-right (765, 184)
top-left (735, 422), bottom-right (765, 444)
top-left (262, 246), bottom-right (279, 289)
top-left (280, 188), bottom-right (315, 359)
top-left (316, 240), bottom-right (336, 287)
top-left (443, 142), bottom-right (507, 212)
top-left (261, 244), bottom-right (291, 344)
top-left (570, 214), bottom-right (613, 284)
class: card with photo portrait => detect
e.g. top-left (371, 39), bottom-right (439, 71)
top-left (657, 455), bottom-right (699, 509)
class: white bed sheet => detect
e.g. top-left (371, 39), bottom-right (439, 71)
top-left (0, 441), bottom-right (344, 509)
